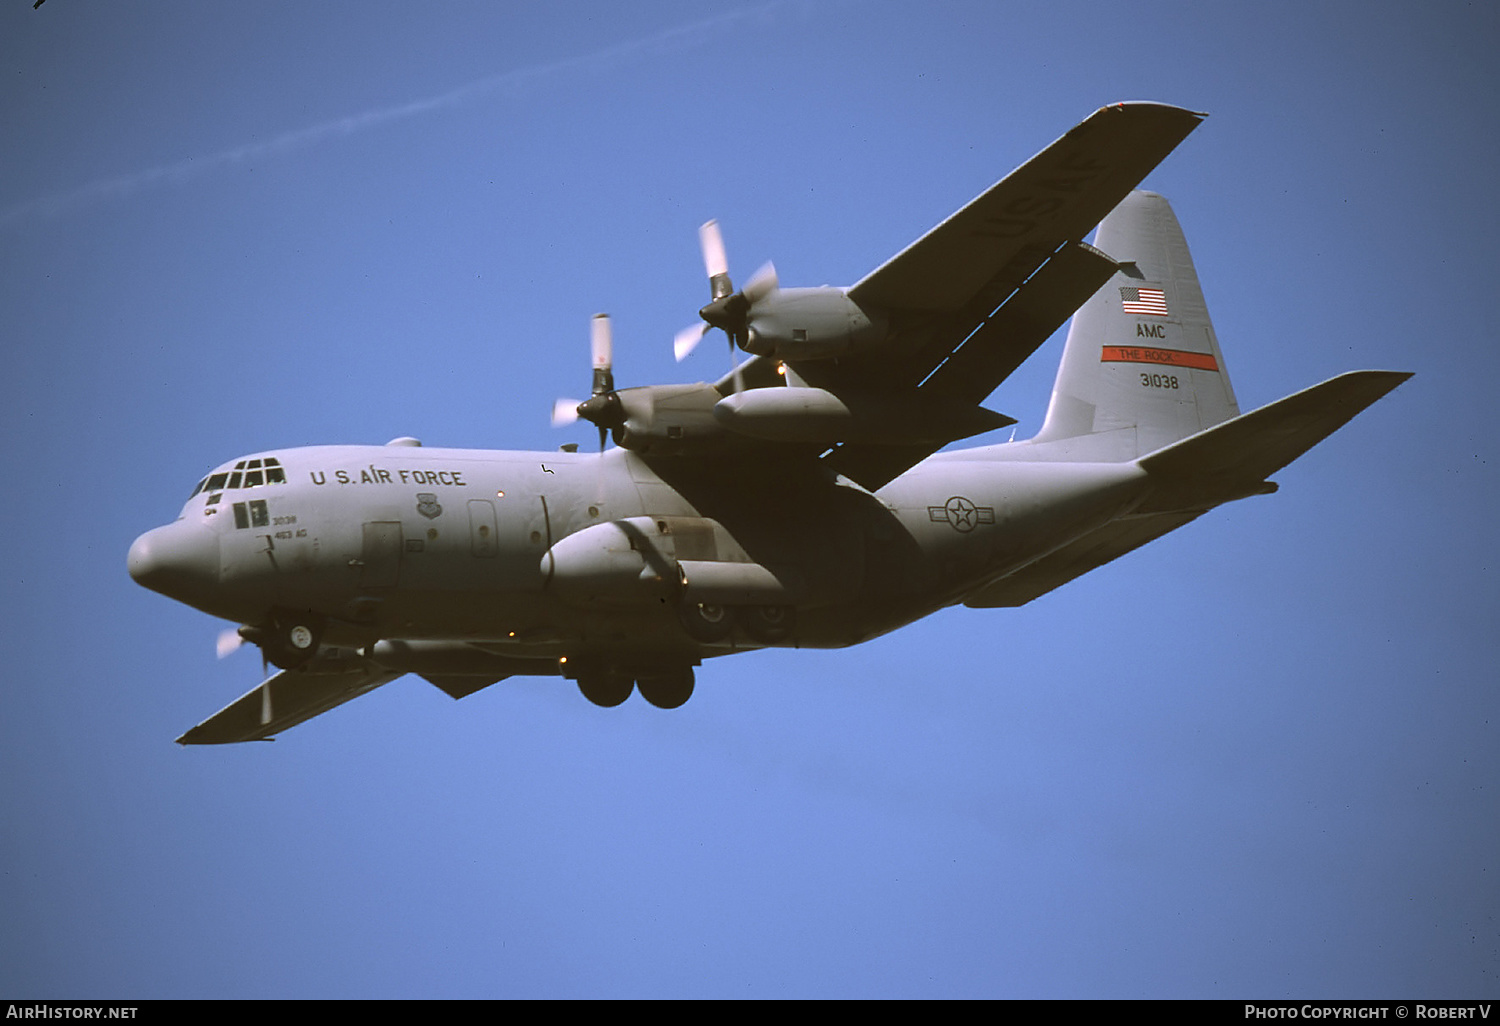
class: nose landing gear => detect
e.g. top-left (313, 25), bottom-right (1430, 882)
top-left (247, 611), bottom-right (325, 670)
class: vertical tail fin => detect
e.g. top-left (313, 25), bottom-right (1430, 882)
top-left (1031, 191), bottom-right (1239, 460)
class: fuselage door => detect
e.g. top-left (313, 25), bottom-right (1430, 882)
top-left (360, 521), bottom-right (403, 588)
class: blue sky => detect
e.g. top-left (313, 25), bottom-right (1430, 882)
top-left (2, 0), bottom-right (1496, 998)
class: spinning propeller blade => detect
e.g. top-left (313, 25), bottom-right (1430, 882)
top-left (216, 627), bottom-right (246, 659)
top-left (676, 220), bottom-right (777, 392)
top-left (553, 314), bottom-right (624, 451)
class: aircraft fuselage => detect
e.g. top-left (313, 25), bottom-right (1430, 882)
top-left (129, 441), bottom-right (1148, 669)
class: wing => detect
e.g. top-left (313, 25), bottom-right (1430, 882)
top-left (176, 661), bottom-right (401, 744)
top-left (790, 102), bottom-right (1206, 489)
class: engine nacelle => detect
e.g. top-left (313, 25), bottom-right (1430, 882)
top-left (743, 287), bottom-right (887, 360)
top-left (713, 386), bottom-right (1015, 445)
top-left (608, 383), bottom-right (732, 455)
top-left (542, 516), bottom-right (796, 608)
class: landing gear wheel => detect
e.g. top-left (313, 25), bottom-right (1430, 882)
top-left (577, 671), bottom-right (634, 708)
top-left (740, 604), bottom-right (796, 644)
top-left (678, 601), bottom-right (734, 642)
top-left (636, 667), bottom-right (695, 710)
top-left (263, 612), bottom-right (323, 669)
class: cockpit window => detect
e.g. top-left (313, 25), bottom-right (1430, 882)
top-left (198, 457), bottom-right (285, 499)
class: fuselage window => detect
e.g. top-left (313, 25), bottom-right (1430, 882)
top-left (231, 499), bottom-right (271, 529)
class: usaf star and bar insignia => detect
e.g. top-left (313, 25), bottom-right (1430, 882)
top-left (927, 495), bottom-right (995, 533)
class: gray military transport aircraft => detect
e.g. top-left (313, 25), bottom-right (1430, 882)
top-left (128, 102), bottom-right (1409, 744)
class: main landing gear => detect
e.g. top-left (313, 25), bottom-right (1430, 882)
top-left (574, 664), bottom-right (696, 709)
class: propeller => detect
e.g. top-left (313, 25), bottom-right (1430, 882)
top-left (553, 313), bottom-right (624, 451)
top-left (674, 220), bottom-right (778, 393)
top-left (217, 627), bottom-right (247, 659)
top-left (219, 624), bottom-right (269, 675)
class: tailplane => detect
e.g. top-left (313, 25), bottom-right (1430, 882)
top-left (1029, 190), bottom-right (1238, 460)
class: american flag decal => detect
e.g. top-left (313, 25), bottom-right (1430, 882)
top-left (1120, 286), bottom-right (1169, 316)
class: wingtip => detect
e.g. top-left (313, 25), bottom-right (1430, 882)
top-left (1102, 100), bottom-right (1209, 120)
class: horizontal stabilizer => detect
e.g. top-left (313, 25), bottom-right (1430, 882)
top-left (177, 662), bottom-right (400, 744)
top-left (966, 370), bottom-right (1409, 607)
top-left (1136, 370), bottom-right (1411, 512)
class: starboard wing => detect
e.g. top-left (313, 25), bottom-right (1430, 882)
top-left (802, 102), bottom-right (1206, 489)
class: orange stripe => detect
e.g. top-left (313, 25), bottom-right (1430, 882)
top-left (1100, 345), bottom-right (1219, 371)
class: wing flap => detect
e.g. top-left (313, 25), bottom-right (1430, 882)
top-left (176, 662), bottom-right (401, 745)
top-left (820, 241), bottom-right (1120, 490)
top-left (920, 241), bottom-right (1121, 403)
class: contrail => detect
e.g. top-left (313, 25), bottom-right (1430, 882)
top-left (1, 3), bottom-right (787, 227)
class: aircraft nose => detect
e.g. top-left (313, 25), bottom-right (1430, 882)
top-left (128, 522), bottom-right (220, 601)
